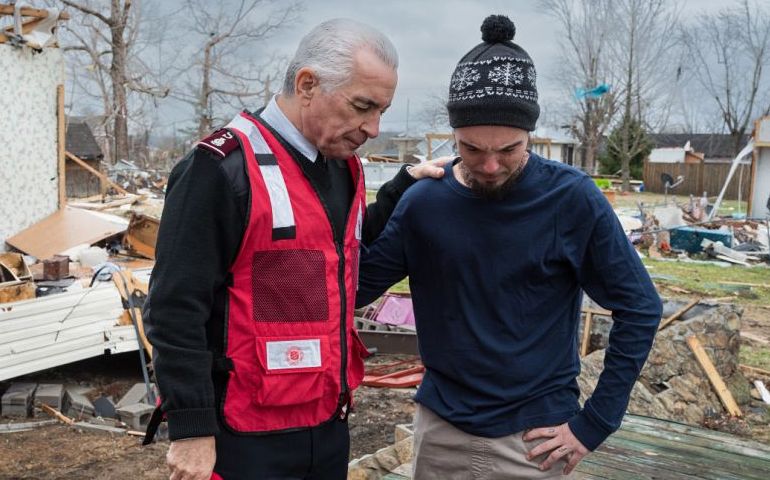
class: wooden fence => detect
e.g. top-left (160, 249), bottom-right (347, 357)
top-left (642, 161), bottom-right (752, 201)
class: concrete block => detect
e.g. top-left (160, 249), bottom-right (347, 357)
top-left (73, 421), bottom-right (126, 435)
top-left (64, 388), bottom-right (95, 419)
top-left (394, 423), bottom-right (414, 443)
top-left (1, 383), bottom-right (37, 417)
top-left (116, 402), bottom-right (155, 431)
top-left (35, 384), bottom-right (64, 410)
top-left (116, 382), bottom-right (155, 409)
top-left (93, 395), bottom-right (117, 418)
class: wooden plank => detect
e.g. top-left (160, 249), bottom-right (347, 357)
top-left (720, 281), bottom-right (770, 288)
top-left (622, 415), bottom-right (770, 456)
top-left (5, 207), bottom-right (127, 260)
top-left (68, 195), bottom-right (144, 211)
top-left (58, 84), bottom-right (66, 208)
top-left (0, 5), bottom-right (70, 19)
top-left (586, 443), bottom-right (721, 479)
top-left (580, 311), bottom-right (593, 357)
top-left (686, 336), bottom-right (742, 416)
top-left (66, 151), bottom-right (130, 196)
top-left (0, 281), bottom-right (36, 304)
top-left (0, 420), bottom-right (58, 433)
top-left (609, 430), bottom-right (770, 478)
top-left (658, 298), bottom-right (699, 331)
top-left (739, 364), bottom-right (770, 380)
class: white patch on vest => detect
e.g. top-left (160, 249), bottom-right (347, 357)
top-left (266, 339), bottom-right (322, 370)
top-left (226, 114), bottom-right (271, 154)
top-left (259, 165), bottom-right (295, 229)
top-left (226, 113), bottom-right (296, 231)
top-left (355, 200), bottom-right (363, 241)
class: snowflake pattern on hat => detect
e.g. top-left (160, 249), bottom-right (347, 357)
top-left (451, 66), bottom-right (481, 91)
top-left (448, 58), bottom-right (537, 103)
top-left (489, 63), bottom-right (523, 86)
top-left (527, 66), bottom-right (537, 86)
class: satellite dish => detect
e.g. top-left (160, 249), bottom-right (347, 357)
top-left (660, 173), bottom-right (684, 204)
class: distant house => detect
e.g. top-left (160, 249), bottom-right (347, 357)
top-left (65, 117), bottom-right (104, 198)
top-left (647, 143), bottom-right (705, 164)
top-left (649, 133), bottom-right (751, 164)
top-left (530, 128), bottom-right (578, 166)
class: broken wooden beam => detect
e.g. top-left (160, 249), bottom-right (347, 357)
top-left (659, 298), bottom-right (700, 331)
top-left (39, 403), bottom-right (75, 425)
top-left (65, 151), bottom-right (129, 196)
top-left (686, 336), bottom-right (742, 417)
top-left (0, 5), bottom-right (71, 19)
top-left (580, 311), bottom-right (593, 357)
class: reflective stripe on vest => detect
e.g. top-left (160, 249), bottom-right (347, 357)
top-left (225, 114), bottom-right (296, 240)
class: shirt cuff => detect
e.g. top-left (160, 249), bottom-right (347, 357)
top-left (390, 164), bottom-right (417, 193)
top-left (567, 407), bottom-right (614, 451)
top-left (166, 407), bottom-right (220, 440)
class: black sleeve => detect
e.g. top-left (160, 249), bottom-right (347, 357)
top-left (144, 148), bottom-right (245, 440)
top-left (361, 165), bottom-right (416, 246)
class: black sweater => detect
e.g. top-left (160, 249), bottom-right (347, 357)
top-left (145, 118), bottom-right (414, 440)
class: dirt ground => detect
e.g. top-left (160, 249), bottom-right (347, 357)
top-left (0, 354), bottom-right (416, 480)
top-left (1, 295), bottom-right (769, 479)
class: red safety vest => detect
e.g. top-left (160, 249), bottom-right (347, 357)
top-left (219, 112), bottom-right (370, 433)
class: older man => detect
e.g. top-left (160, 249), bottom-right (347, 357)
top-left (356, 15), bottom-right (662, 479)
top-left (145, 18), bottom-right (445, 480)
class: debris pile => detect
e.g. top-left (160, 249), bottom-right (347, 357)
top-left (626, 201), bottom-right (770, 265)
top-left (578, 300), bottom-right (768, 427)
top-left (0, 381), bottom-right (160, 437)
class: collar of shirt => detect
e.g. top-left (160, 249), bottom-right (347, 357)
top-left (259, 95), bottom-right (319, 163)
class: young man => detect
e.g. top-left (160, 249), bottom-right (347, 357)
top-left (357, 15), bottom-right (662, 479)
top-left (145, 19), bottom-right (445, 480)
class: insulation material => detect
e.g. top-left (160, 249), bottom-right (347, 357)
top-left (0, 45), bottom-right (64, 249)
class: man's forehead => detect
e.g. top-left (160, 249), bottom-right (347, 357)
top-left (455, 126), bottom-right (528, 146)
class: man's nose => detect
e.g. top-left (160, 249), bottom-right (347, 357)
top-left (481, 156), bottom-right (500, 174)
top-left (360, 113), bottom-right (381, 138)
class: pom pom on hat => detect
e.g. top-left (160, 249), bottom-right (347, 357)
top-left (480, 15), bottom-right (515, 43)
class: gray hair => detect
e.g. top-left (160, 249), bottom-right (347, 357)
top-left (282, 18), bottom-right (398, 95)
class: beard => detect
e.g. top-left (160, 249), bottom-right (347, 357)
top-left (458, 154), bottom-right (528, 201)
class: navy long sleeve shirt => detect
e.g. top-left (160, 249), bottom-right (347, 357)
top-left (356, 154), bottom-right (662, 451)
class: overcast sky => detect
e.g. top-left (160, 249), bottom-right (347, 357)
top-left (147, 0), bottom-right (731, 138)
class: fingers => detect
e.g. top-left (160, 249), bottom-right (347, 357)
top-left (563, 450), bottom-right (585, 476)
top-left (166, 437), bottom-right (216, 480)
top-left (522, 426), bottom-right (558, 442)
top-left (406, 164), bottom-right (446, 180)
top-left (524, 423), bottom-right (589, 472)
top-left (538, 445), bottom-right (573, 472)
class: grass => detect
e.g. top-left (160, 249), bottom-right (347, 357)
top-left (611, 191), bottom-right (748, 217)
top-left (642, 258), bottom-right (770, 306)
top-left (740, 345), bottom-right (770, 371)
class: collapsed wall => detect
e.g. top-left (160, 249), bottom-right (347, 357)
top-left (578, 302), bottom-right (749, 425)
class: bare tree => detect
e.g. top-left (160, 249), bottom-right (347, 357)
top-left (171, 0), bottom-right (301, 139)
top-left (59, 0), bottom-right (169, 163)
top-left (605, 0), bottom-right (680, 191)
top-left (682, 0), bottom-right (770, 155)
top-left (543, 0), bottom-right (619, 174)
top-left (415, 89), bottom-right (450, 133)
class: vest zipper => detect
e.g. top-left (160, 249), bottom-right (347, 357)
top-left (291, 158), bottom-right (354, 418)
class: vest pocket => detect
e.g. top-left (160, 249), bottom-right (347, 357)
top-left (254, 335), bottom-right (330, 407)
top-left (347, 329), bottom-right (371, 391)
top-left (251, 249), bottom-right (329, 322)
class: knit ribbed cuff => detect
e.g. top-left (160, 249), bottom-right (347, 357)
top-left (167, 407), bottom-right (220, 441)
top-left (390, 165), bottom-right (417, 194)
top-left (567, 408), bottom-right (613, 451)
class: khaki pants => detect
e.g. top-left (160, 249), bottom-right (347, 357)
top-left (412, 405), bottom-right (574, 480)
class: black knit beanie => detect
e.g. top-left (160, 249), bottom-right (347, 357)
top-left (447, 15), bottom-right (539, 131)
